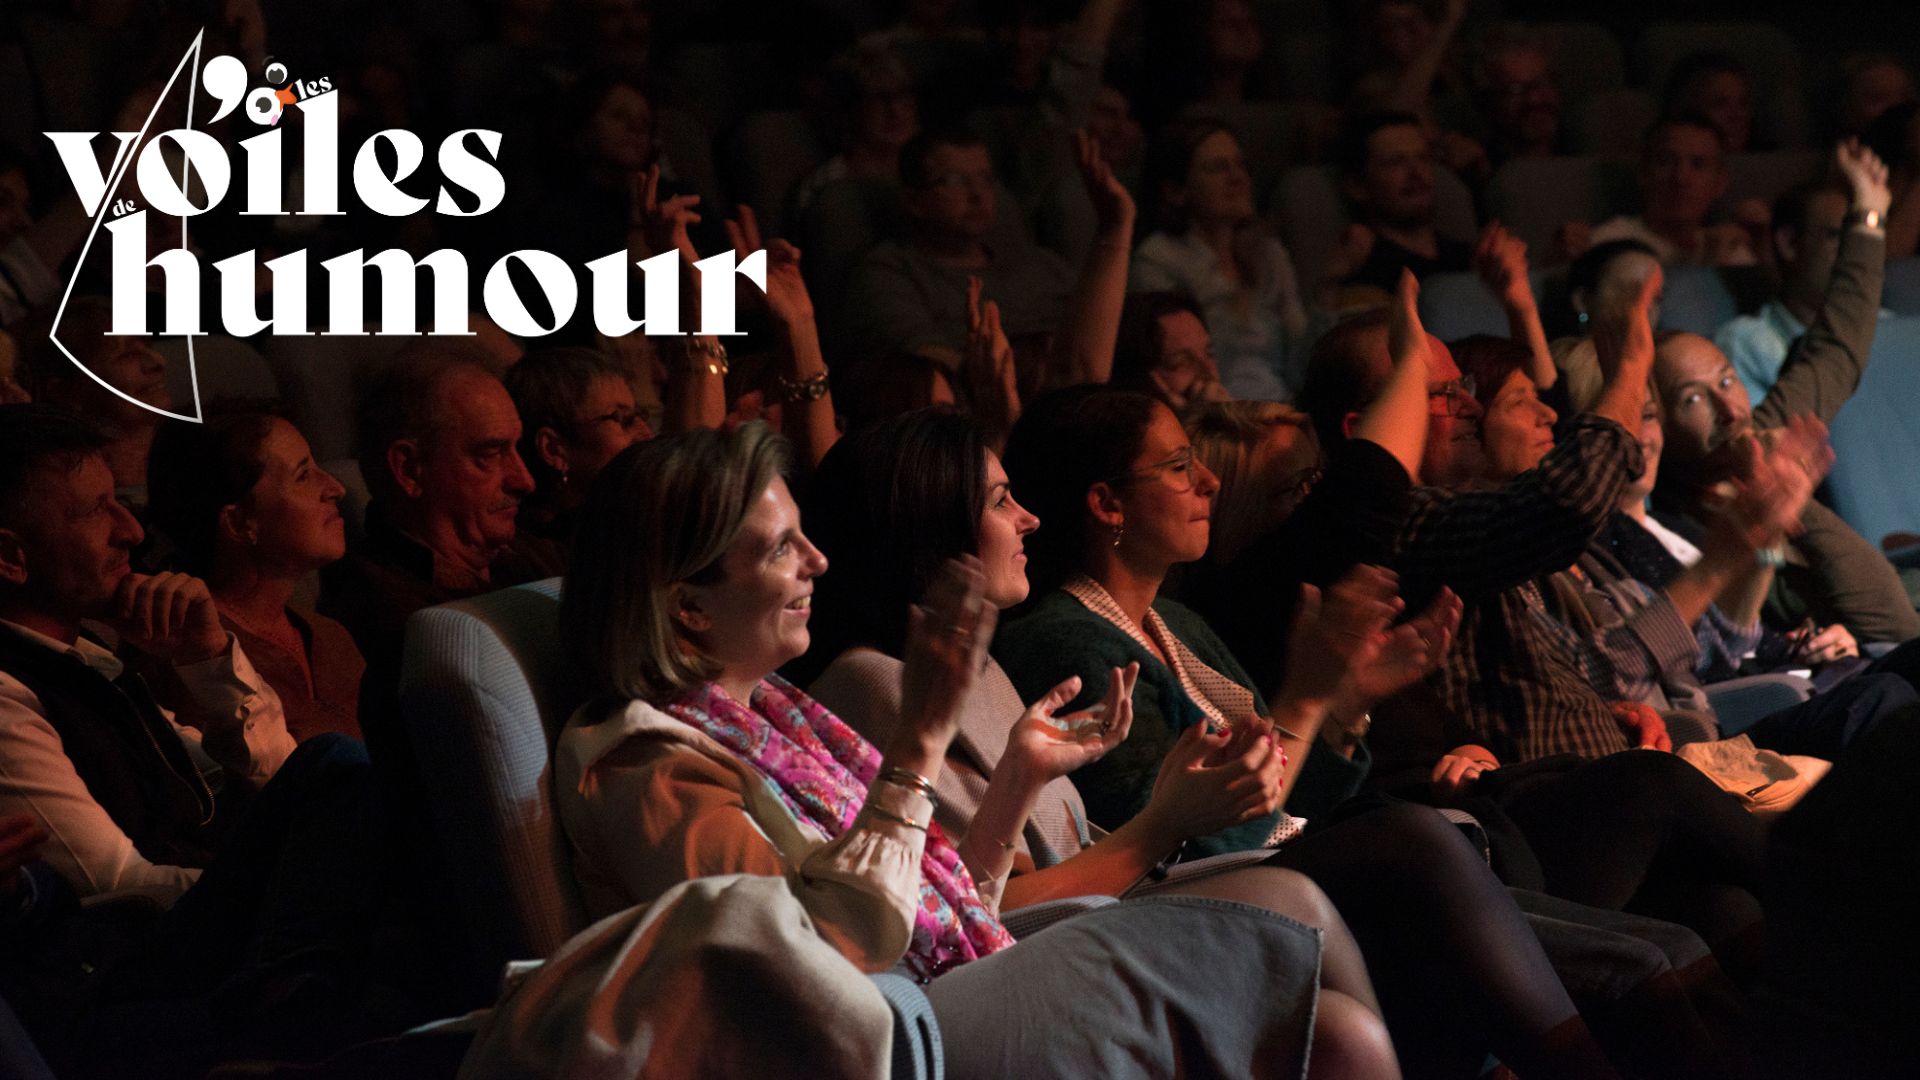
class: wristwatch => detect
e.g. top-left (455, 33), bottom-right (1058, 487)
top-left (1845, 208), bottom-right (1885, 231)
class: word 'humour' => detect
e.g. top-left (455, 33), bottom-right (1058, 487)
top-left (46, 36), bottom-right (765, 344)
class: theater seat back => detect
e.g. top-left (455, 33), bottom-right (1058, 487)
top-left (1826, 316), bottom-right (1920, 549)
top-left (400, 578), bottom-right (590, 983)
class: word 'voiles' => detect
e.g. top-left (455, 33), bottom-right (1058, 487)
top-left (45, 57), bottom-right (763, 341)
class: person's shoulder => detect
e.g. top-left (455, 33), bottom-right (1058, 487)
top-left (995, 591), bottom-right (1117, 655)
top-left (810, 648), bottom-right (905, 703)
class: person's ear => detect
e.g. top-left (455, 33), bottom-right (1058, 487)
top-left (1339, 410), bottom-right (1364, 441)
top-left (387, 439), bottom-right (426, 499)
top-left (1086, 481), bottom-right (1125, 530)
top-left (215, 503), bottom-right (258, 548)
top-left (0, 528), bottom-right (27, 587)
top-left (670, 583), bottom-right (713, 634)
top-left (534, 426), bottom-right (571, 475)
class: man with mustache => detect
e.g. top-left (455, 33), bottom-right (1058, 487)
top-left (1650, 140), bottom-right (1918, 647)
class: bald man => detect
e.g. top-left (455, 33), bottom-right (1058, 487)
top-left (1649, 143), bottom-right (1916, 644)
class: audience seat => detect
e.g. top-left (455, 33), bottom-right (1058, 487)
top-left (398, 581), bottom-right (943, 1078)
top-left (1419, 272), bottom-right (1515, 342)
top-left (1266, 30), bottom-right (1338, 104)
top-left (1655, 266), bottom-right (1739, 336)
top-left (1725, 151), bottom-right (1823, 210)
top-left (664, 41), bottom-right (779, 141)
top-left (1704, 674), bottom-right (1816, 738)
top-left (1529, 21), bottom-right (1630, 110)
top-left (1571, 88), bottom-right (1659, 157)
top-left (1878, 258), bottom-right (1920, 317)
top-left (1825, 315), bottom-right (1920, 549)
top-left (1486, 155), bottom-right (1635, 254)
top-left (728, 109), bottom-right (829, 235)
top-left (1270, 164), bottom-right (1478, 292)
top-left (261, 334), bottom-right (409, 464)
top-left (153, 335), bottom-right (279, 411)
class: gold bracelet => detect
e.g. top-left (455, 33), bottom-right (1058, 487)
top-left (880, 766), bottom-right (938, 802)
top-left (866, 804), bottom-right (929, 832)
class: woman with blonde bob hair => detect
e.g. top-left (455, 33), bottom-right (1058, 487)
top-left (1184, 401), bottom-right (1323, 571)
top-left (556, 423), bottom-right (1363, 1079)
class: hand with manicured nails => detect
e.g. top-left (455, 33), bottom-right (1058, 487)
top-left (110, 572), bottom-right (228, 666)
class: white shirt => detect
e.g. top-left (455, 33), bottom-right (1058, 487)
top-left (1638, 514), bottom-right (1704, 568)
top-left (1131, 230), bottom-right (1310, 402)
top-left (0, 620), bottom-right (293, 904)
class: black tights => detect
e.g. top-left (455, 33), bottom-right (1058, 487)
top-left (1265, 802), bottom-right (1616, 1080)
top-left (1498, 751), bottom-right (1769, 977)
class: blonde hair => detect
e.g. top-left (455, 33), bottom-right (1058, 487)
top-left (562, 422), bottom-right (791, 704)
top-left (1185, 400), bottom-right (1317, 567)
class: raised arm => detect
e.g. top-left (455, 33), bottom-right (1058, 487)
top-left (1753, 140), bottom-right (1891, 430)
top-left (1352, 270), bottom-right (1432, 478)
top-left (1055, 132), bottom-right (1137, 387)
top-left (1474, 223), bottom-right (1556, 390)
top-left (727, 208), bottom-right (839, 468)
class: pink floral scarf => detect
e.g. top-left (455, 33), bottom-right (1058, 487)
top-left (667, 676), bottom-right (1014, 979)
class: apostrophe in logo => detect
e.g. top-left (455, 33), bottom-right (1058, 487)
top-left (200, 54), bottom-right (327, 128)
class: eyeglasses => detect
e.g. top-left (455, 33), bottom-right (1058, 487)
top-left (1428, 375), bottom-right (1478, 417)
top-left (1106, 446), bottom-right (1202, 493)
top-left (573, 407), bottom-right (648, 435)
top-left (1277, 464), bottom-right (1323, 502)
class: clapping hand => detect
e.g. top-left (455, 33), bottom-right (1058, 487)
top-left (1074, 129), bottom-right (1135, 236)
top-left (1142, 716), bottom-right (1288, 841)
top-left (1281, 565), bottom-right (1404, 707)
top-left (1341, 587), bottom-right (1461, 707)
top-left (963, 275), bottom-right (1021, 434)
top-left (1473, 223), bottom-right (1533, 312)
top-left (1003, 663), bottom-right (1140, 783)
top-left (631, 164), bottom-right (702, 264)
top-left (899, 557), bottom-right (996, 753)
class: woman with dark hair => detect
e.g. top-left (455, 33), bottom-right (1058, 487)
top-left (991, 385), bottom-right (1627, 1080)
top-left (556, 423), bottom-right (1391, 1078)
top-left (146, 411), bottom-right (363, 743)
top-left (1131, 121), bottom-right (1313, 401)
top-left (798, 407), bottom-right (1401, 1074)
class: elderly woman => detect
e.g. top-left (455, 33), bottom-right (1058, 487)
top-left (146, 411), bottom-right (364, 743)
top-left (556, 422), bottom-right (1391, 1079)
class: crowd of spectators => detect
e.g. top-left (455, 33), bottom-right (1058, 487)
top-left (3, 0), bottom-right (1920, 1077)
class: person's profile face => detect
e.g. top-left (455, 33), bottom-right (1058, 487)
top-left (417, 370), bottom-right (535, 558)
top-left (5, 455), bottom-right (143, 621)
top-left (977, 451), bottom-right (1039, 609)
top-left (238, 419), bottom-right (348, 575)
top-left (1477, 368), bottom-right (1558, 482)
top-left (1104, 405), bottom-right (1220, 570)
top-left (1418, 335), bottom-right (1488, 489)
top-left (680, 477), bottom-right (828, 680)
